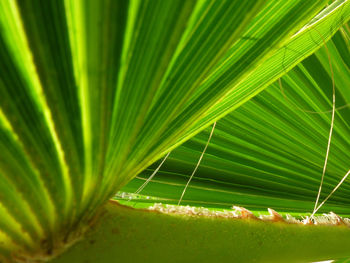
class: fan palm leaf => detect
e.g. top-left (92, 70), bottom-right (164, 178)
top-left (0, 0), bottom-right (349, 262)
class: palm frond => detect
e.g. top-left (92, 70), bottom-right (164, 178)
top-left (0, 0), bottom-right (349, 260)
top-left (122, 23), bottom-right (350, 217)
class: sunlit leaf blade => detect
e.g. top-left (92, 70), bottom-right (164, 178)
top-left (75, 0), bottom-right (200, 216)
top-left (112, 0), bottom-right (349, 193)
top-left (101, 0), bottom-right (268, 201)
top-left (123, 25), bottom-right (350, 217)
top-left (14, 1), bottom-right (86, 218)
top-left (63, 0), bottom-right (131, 219)
top-left (157, 0), bottom-right (350, 158)
top-left (0, 0), bottom-right (71, 235)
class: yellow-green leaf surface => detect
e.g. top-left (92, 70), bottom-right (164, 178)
top-left (122, 24), bottom-right (350, 216)
top-left (0, 0), bottom-right (349, 261)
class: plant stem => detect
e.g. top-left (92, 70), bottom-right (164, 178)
top-left (50, 200), bottom-right (350, 263)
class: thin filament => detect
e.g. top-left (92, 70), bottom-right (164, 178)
top-left (134, 151), bottom-right (171, 194)
top-left (312, 27), bottom-right (336, 214)
top-left (311, 170), bottom-right (350, 217)
top-left (178, 122), bottom-right (216, 205)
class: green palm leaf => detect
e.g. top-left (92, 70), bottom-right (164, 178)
top-left (123, 24), bottom-right (350, 217)
top-left (0, 0), bottom-right (349, 261)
